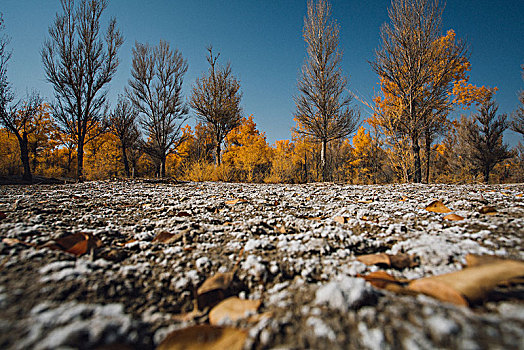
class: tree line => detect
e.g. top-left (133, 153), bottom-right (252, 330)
top-left (1, 0), bottom-right (523, 184)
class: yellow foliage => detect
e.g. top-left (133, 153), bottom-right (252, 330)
top-left (223, 115), bottom-right (271, 182)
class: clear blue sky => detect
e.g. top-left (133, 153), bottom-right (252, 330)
top-left (2, 0), bottom-right (524, 145)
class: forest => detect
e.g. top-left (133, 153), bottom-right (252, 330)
top-left (1, 0), bottom-right (523, 185)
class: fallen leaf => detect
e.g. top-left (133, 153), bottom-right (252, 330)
top-left (44, 232), bottom-right (102, 256)
top-left (175, 211), bottom-right (192, 217)
top-left (197, 272), bottom-right (234, 309)
top-left (465, 254), bottom-right (513, 267)
top-left (247, 311), bottom-right (273, 323)
top-left (209, 297), bottom-right (261, 325)
top-left (479, 206), bottom-right (497, 215)
top-left (357, 253), bottom-right (418, 269)
top-left (157, 325), bottom-right (247, 350)
top-left (360, 271), bottom-right (415, 295)
top-left (516, 193), bottom-right (523, 198)
top-left (0, 211), bottom-right (6, 220)
top-left (152, 231), bottom-right (182, 244)
top-left (443, 213), bottom-right (464, 221)
top-left (408, 259), bottom-right (524, 306)
top-left (333, 216), bottom-right (348, 224)
top-left (2, 238), bottom-right (36, 247)
top-left (425, 200), bottom-right (451, 213)
top-left (399, 196), bottom-right (408, 201)
top-left (225, 199), bottom-right (247, 205)
top-left (357, 199), bottom-right (373, 204)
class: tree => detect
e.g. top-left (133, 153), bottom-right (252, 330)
top-left (109, 96), bottom-right (139, 177)
top-left (458, 99), bottom-right (511, 184)
top-left (191, 47), bottom-right (243, 166)
top-left (0, 94), bottom-right (45, 182)
top-left (223, 115), bottom-right (271, 182)
top-left (0, 13), bottom-right (12, 121)
top-left (127, 40), bottom-right (188, 178)
top-left (294, 0), bottom-right (359, 181)
top-left (42, 0), bottom-right (123, 181)
top-left (511, 66), bottom-right (524, 137)
top-left (371, 0), bottom-right (470, 183)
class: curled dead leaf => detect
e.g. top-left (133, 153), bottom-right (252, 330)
top-left (225, 198), bottom-right (247, 205)
top-left (443, 213), bottom-right (464, 221)
top-left (479, 206), bottom-right (497, 215)
top-left (333, 216), bottom-right (348, 224)
top-left (408, 259), bottom-right (524, 306)
top-left (152, 231), bottom-right (182, 244)
top-left (425, 200), bottom-right (451, 213)
top-left (209, 297), bottom-right (261, 325)
top-left (197, 272), bottom-right (234, 309)
top-left (357, 253), bottom-right (418, 269)
top-left (157, 325), bottom-right (247, 350)
top-left (43, 232), bottom-right (102, 256)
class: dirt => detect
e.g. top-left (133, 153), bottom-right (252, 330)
top-left (0, 180), bottom-right (523, 349)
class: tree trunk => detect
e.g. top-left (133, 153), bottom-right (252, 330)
top-left (121, 144), bottom-right (130, 177)
top-left (77, 142), bottom-right (85, 182)
top-left (412, 137), bottom-right (422, 183)
top-left (424, 132), bottom-right (431, 183)
top-left (19, 133), bottom-right (32, 183)
top-left (215, 142), bottom-right (222, 166)
top-left (484, 166), bottom-right (490, 184)
top-left (160, 154), bottom-right (166, 178)
top-left (321, 139), bottom-right (327, 182)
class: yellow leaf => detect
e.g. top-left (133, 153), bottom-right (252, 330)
top-left (157, 325), bottom-right (247, 350)
top-left (425, 200), bottom-right (451, 213)
top-left (443, 213), bottom-right (464, 221)
top-left (209, 297), bottom-right (261, 325)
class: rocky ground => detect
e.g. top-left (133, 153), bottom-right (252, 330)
top-left (0, 180), bottom-right (523, 350)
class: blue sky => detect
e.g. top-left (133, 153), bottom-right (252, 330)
top-left (2, 0), bottom-right (524, 145)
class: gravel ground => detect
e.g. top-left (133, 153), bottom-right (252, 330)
top-left (0, 180), bottom-right (523, 349)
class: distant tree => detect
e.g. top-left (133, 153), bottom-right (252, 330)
top-left (458, 99), bottom-right (511, 184)
top-left (109, 96), bottom-right (140, 177)
top-left (294, 0), bottom-right (358, 181)
top-left (0, 93), bottom-right (44, 182)
top-left (127, 40), bottom-right (188, 178)
top-left (371, 0), bottom-right (470, 183)
top-left (511, 66), bottom-right (524, 137)
top-left (42, 0), bottom-right (123, 181)
top-left (191, 47), bottom-right (243, 166)
top-left (0, 13), bottom-right (12, 117)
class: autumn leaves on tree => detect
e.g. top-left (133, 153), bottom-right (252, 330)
top-left (1, 0), bottom-right (523, 184)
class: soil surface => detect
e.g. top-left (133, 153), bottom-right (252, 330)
top-left (0, 180), bottom-right (523, 349)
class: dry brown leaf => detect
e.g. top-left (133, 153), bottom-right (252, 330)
top-left (209, 297), bottom-right (261, 325)
top-left (247, 311), bottom-right (273, 323)
top-left (408, 260), bottom-right (524, 306)
top-left (2, 238), bottom-right (36, 247)
top-left (197, 272), bottom-right (234, 309)
top-left (0, 211), bottom-right (6, 220)
top-left (157, 325), bottom-right (247, 350)
top-left (357, 253), bottom-right (418, 269)
top-left (152, 231), bottom-right (182, 244)
top-left (225, 199), bottom-right (246, 205)
top-left (360, 271), bottom-right (415, 295)
top-left (357, 199), bottom-right (373, 204)
top-left (425, 200), bottom-right (451, 213)
top-left (465, 254), bottom-right (514, 267)
top-left (333, 216), bottom-right (348, 224)
top-left (44, 232), bottom-right (102, 256)
top-left (443, 213), bottom-right (464, 221)
top-left (175, 211), bottom-right (192, 217)
top-left (479, 206), bottom-right (497, 215)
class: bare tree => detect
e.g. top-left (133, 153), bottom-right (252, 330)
top-left (0, 93), bottom-right (43, 182)
top-left (0, 13), bottom-right (12, 117)
top-left (109, 96), bottom-right (140, 177)
top-left (371, 0), bottom-right (468, 183)
top-left (511, 66), bottom-right (524, 137)
top-left (191, 47), bottom-right (242, 165)
top-left (42, 0), bottom-right (123, 181)
top-left (127, 40), bottom-right (188, 178)
top-left (294, 0), bottom-right (359, 181)
top-left (458, 99), bottom-right (511, 184)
